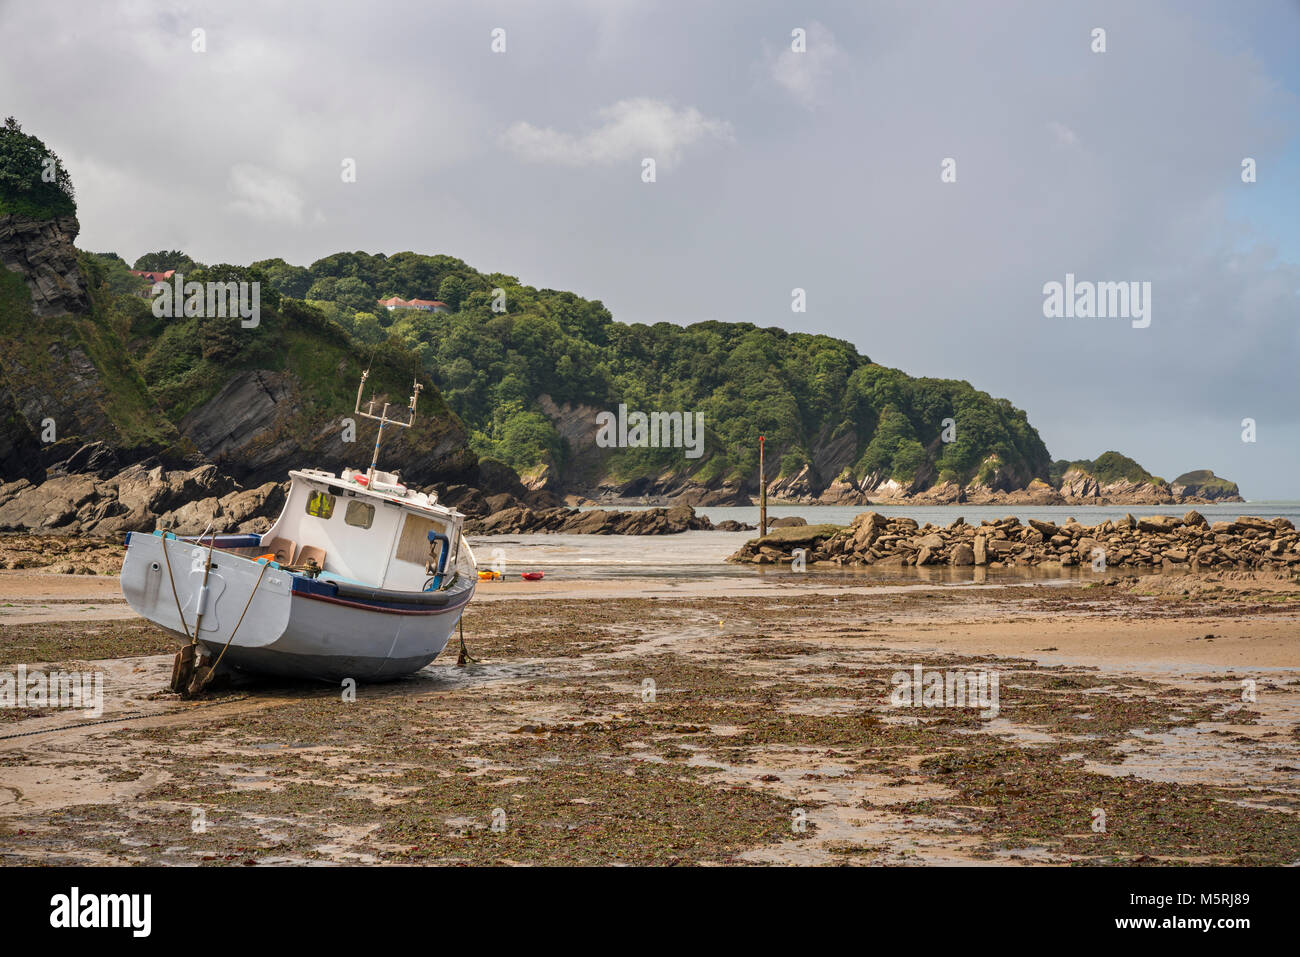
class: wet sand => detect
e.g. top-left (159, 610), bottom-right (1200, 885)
top-left (1, 562), bottom-right (1298, 866)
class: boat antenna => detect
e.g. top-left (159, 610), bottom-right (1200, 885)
top-left (353, 371), bottom-right (423, 484)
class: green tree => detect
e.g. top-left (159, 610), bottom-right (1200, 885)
top-left (437, 275), bottom-right (465, 310)
top-left (333, 276), bottom-right (376, 313)
top-left (0, 117), bottom-right (75, 218)
top-left (133, 250), bottom-right (200, 273)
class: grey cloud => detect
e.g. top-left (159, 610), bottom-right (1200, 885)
top-left (2, 0), bottom-right (1296, 496)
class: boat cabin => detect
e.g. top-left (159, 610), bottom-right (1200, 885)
top-left (257, 468), bottom-right (464, 591)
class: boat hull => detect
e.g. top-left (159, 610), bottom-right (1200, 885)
top-left (120, 532), bottom-right (475, 683)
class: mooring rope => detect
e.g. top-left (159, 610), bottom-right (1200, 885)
top-left (158, 534), bottom-right (193, 642)
top-left (0, 693), bottom-right (256, 742)
top-left (200, 559), bottom-right (271, 687)
top-left (0, 711), bottom-right (150, 741)
top-left (456, 616), bottom-right (478, 666)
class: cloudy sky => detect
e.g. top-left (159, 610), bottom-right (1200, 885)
top-left (3, 0), bottom-right (1298, 497)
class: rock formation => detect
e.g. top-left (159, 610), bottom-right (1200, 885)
top-left (0, 214), bottom-right (89, 316)
top-left (729, 510), bottom-right (1299, 572)
top-left (464, 503), bottom-right (747, 535)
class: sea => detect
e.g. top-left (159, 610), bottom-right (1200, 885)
top-left (468, 501), bottom-right (1300, 584)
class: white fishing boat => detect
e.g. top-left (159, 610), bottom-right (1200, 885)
top-left (120, 373), bottom-right (477, 691)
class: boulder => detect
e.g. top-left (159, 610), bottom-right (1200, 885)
top-left (0, 214), bottom-right (91, 316)
top-left (1137, 515), bottom-right (1181, 533)
top-left (852, 512), bottom-right (887, 549)
top-left (1233, 516), bottom-right (1275, 534)
top-left (1028, 519), bottom-right (1060, 538)
top-left (769, 516), bottom-right (807, 528)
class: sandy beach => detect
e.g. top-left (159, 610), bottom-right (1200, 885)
top-left (1, 536), bottom-right (1298, 867)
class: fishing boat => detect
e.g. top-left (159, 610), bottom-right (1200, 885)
top-left (120, 372), bottom-right (477, 691)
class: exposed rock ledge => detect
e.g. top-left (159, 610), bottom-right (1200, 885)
top-left (729, 510), bottom-right (1299, 572)
top-left (0, 213), bottom-right (90, 316)
top-left (463, 504), bottom-right (752, 535)
top-left (575, 469), bottom-right (1243, 509)
top-left (0, 461), bottom-right (284, 539)
top-left (0, 442), bottom-right (752, 541)
top-left (765, 473), bottom-right (1242, 507)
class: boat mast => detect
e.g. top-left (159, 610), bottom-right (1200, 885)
top-left (354, 369), bottom-right (423, 484)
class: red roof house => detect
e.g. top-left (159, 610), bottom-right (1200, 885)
top-left (378, 297), bottom-right (449, 313)
top-left (130, 269), bottom-right (176, 284)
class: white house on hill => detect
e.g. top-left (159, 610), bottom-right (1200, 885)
top-left (378, 297), bottom-right (449, 313)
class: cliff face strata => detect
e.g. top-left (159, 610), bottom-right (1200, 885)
top-left (0, 380), bottom-right (42, 480)
top-left (0, 455), bottom-right (236, 536)
top-left (0, 214), bottom-right (89, 316)
top-left (463, 503), bottom-right (733, 536)
top-left (176, 369), bottom-right (474, 487)
top-left (0, 212), bottom-right (188, 480)
top-left (6, 343), bottom-right (121, 450)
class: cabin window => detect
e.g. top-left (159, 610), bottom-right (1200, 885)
top-left (305, 490), bottom-right (335, 519)
top-left (345, 500), bottom-right (375, 529)
top-left (395, 514), bottom-right (446, 565)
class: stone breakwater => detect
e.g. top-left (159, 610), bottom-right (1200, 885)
top-left (728, 510), bottom-right (1300, 572)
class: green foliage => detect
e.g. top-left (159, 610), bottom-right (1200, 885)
top-left (1091, 451), bottom-right (1154, 484)
top-left (0, 117), bottom-right (76, 219)
top-left (437, 275), bottom-right (465, 310)
top-left (80, 252), bottom-right (141, 296)
top-left (1052, 451), bottom-right (1156, 486)
top-left (251, 257), bottom-right (312, 298)
top-left (0, 261), bottom-right (180, 457)
top-left (132, 250), bottom-right (201, 273)
top-left (1172, 469), bottom-right (1237, 493)
top-left (16, 207), bottom-right (1054, 489)
top-left (276, 250), bottom-right (1053, 484)
top-left (127, 287), bottom-right (443, 431)
top-left (473, 403), bottom-right (563, 469)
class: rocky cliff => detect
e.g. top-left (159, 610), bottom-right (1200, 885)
top-left (0, 123), bottom-right (516, 535)
top-left (531, 387), bottom-right (1244, 508)
top-left (571, 454), bottom-right (1243, 508)
top-left (174, 366), bottom-right (473, 487)
top-left (0, 214), bottom-right (89, 317)
top-left (1172, 469), bottom-right (1241, 501)
top-left (0, 183), bottom-right (1248, 516)
top-left (0, 215), bottom-right (482, 490)
top-left (0, 220), bottom-right (495, 532)
top-left (0, 220), bottom-right (182, 481)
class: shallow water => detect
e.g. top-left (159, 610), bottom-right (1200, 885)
top-left (501, 501), bottom-right (1300, 583)
top-left (466, 530), bottom-right (1148, 585)
top-left (688, 500), bottom-right (1300, 528)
